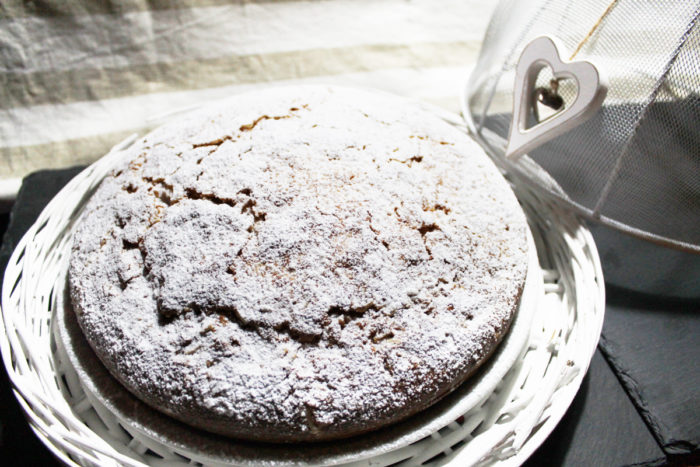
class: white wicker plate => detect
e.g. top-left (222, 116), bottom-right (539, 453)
top-left (1, 114), bottom-right (605, 466)
top-left (52, 222), bottom-right (539, 467)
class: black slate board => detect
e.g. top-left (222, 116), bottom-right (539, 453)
top-left (0, 166), bottom-right (86, 279)
top-left (599, 286), bottom-right (700, 458)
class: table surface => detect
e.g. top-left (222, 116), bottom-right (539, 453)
top-left (0, 168), bottom-right (698, 466)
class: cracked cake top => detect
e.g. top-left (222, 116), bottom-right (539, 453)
top-left (68, 85), bottom-right (529, 442)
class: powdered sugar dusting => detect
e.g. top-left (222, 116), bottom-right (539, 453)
top-left (68, 85), bottom-right (528, 442)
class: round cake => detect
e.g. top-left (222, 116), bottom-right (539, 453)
top-left (68, 85), bottom-right (529, 442)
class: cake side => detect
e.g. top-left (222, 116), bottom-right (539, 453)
top-left (68, 85), bottom-right (529, 442)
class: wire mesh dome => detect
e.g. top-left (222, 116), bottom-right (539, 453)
top-left (465, 0), bottom-right (700, 253)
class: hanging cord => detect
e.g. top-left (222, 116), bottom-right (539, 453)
top-left (568, 0), bottom-right (620, 60)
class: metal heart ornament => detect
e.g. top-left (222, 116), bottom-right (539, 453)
top-left (506, 36), bottom-right (607, 160)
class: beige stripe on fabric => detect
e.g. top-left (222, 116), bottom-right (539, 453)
top-left (2, 66), bottom-right (470, 149)
top-left (1, 42), bottom-right (480, 109)
top-left (0, 65), bottom-right (470, 178)
top-left (0, 129), bottom-right (140, 178)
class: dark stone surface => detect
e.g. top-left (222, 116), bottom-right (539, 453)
top-left (600, 285), bottom-right (700, 457)
top-left (0, 167), bottom-right (85, 278)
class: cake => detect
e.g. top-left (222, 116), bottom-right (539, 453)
top-left (68, 85), bottom-right (529, 442)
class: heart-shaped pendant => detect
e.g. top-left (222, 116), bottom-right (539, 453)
top-left (505, 36), bottom-right (607, 160)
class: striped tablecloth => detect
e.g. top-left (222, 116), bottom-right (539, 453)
top-left (0, 0), bottom-right (495, 199)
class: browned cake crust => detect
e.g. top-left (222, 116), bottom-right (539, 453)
top-left (68, 86), bottom-right (528, 442)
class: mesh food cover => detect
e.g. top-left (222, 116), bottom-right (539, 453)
top-left (465, 0), bottom-right (700, 253)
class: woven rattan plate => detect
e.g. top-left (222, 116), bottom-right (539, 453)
top-left (1, 110), bottom-right (605, 466)
top-left (53, 227), bottom-right (540, 466)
